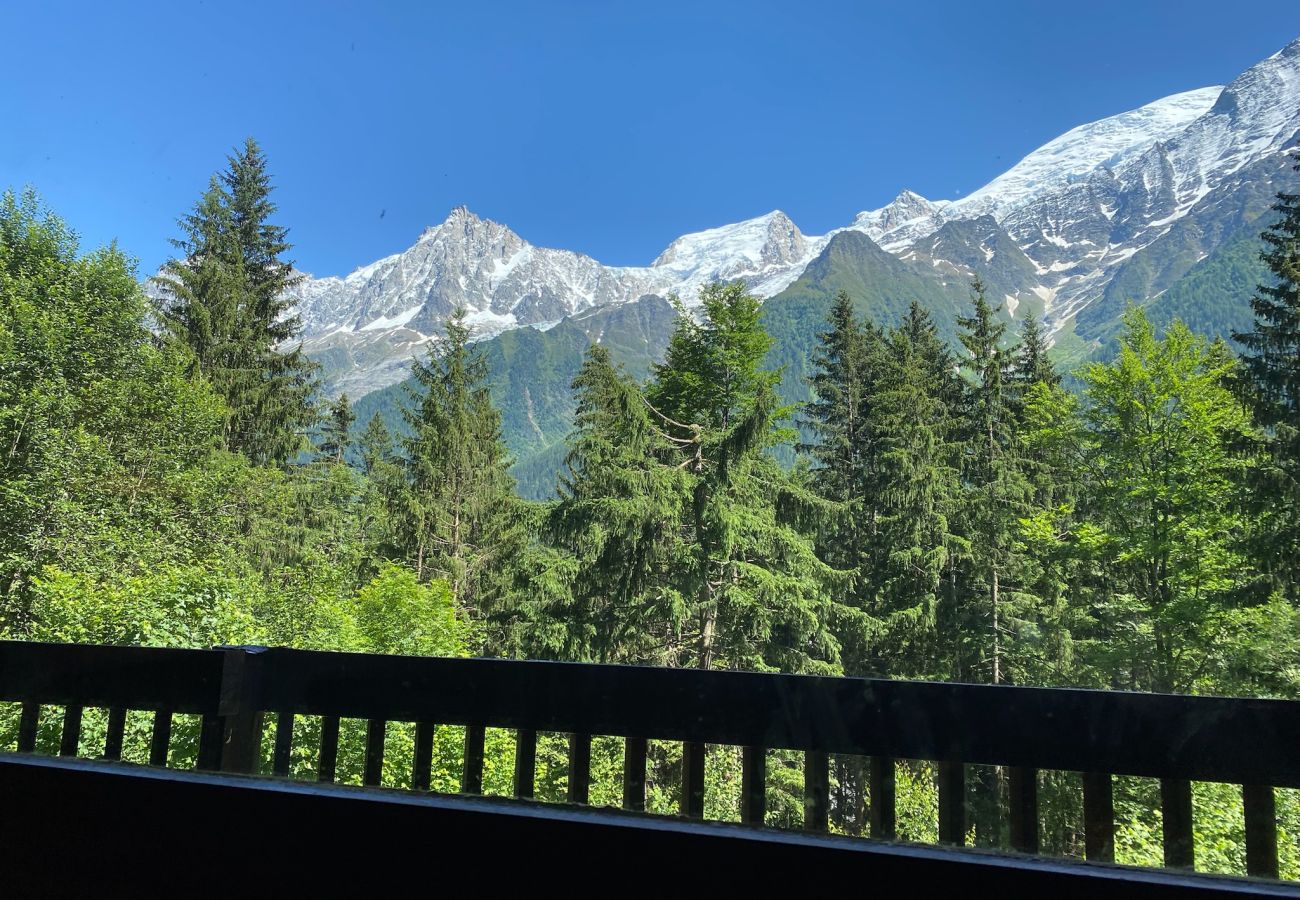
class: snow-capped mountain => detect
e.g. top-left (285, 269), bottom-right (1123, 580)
top-left (300, 208), bottom-right (834, 395)
top-left (296, 39), bottom-right (1300, 397)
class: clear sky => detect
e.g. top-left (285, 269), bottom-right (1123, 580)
top-left (2, 1), bottom-right (1295, 277)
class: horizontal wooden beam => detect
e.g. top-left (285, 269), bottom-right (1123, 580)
top-left (0, 641), bottom-right (223, 714)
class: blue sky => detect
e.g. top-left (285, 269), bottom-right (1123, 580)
top-left (2, 1), bottom-right (1294, 277)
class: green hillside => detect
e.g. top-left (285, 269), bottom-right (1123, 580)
top-left (353, 217), bottom-right (1276, 499)
top-left (353, 295), bottom-right (677, 499)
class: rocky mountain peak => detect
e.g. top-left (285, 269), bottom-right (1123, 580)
top-left (651, 209), bottom-right (804, 270)
top-left (286, 41), bottom-right (1298, 399)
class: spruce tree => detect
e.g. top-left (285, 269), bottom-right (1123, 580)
top-left (1235, 146), bottom-right (1300, 595)
top-left (1010, 314), bottom-right (1083, 686)
top-left (319, 394), bottom-right (355, 464)
top-left (798, 290), bottom-right (890, 834)
top-left (155, 178), bottom-right (245, 397)
top-left (154, 138), bottom-right (318, 466)
top-left (952, 280), bottom-right (1031, 846)
top-left (800, 290), bottom-right (867, 540)
top-left (355, 410), bottom-right (400, 571)
top-left (799, 291), bottom-right (888, 674)
top-left (863, 311), bottom-right (961, 679)
top-left (543, 344), bottom-right (689, 662)
top-left (1012, 313), bottom-right (1060, 391)
top-left (222, 138), bottom-right (300, 334)
top-left (952, 278), bottom-right (1030, 685)
top-left (395, 308), bottom-right (519, 614)
top-left (358, 412), bottom-right (394, 477)
top-left (647, 283), bottom-right (842, 673)
top-left (1010, 312), bottom-right (1068, 508)
top-left (902, 300), bottom-right (960, 405)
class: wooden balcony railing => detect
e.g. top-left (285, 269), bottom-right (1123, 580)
top-left (2, 640), bottom-right (1298, 884)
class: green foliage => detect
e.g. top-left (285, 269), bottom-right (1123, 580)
top-left (1149, 222), bottom-right (1272, 340)
top-left (152, 138), bottom-right (318, 466)
top-left (349, 295), bottom-right (678, 501)
top-left (392, 307), bottom-right (523, 617)
top-left (643, 284), bottom-right (844, 673)
top-left (0, 189), bottom-right (226, 629)
top-left (540, 344), bottom-right (688, 662)
top-left (352, 563), bottom-right (468, 657)
top-left (541, 284), bottom-right (846, 673)
top-left (319, 393), bottom-right (355, 463)
top-left (949, 278), bottom-right (1031, 685)
top-left (1074, 310), bottom-right (1260, 692)
top-left (25, 565), bottom-right (263, 648)
top-left (862, 305), bottom-right (961, 678)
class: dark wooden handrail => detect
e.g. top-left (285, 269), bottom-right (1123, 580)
top-left (250, 646), bottom-right (1300, 785)
top-left (1, 639), bottom-right (1296, 881)
top-left (0, 640), bottom-right (223, 714)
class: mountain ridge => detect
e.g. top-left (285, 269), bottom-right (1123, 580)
top-left (283, 40), bottom-right (1299, 401)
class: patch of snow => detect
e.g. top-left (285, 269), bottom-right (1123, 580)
top-left (954, 86), bottom-right (1222, 220)
top-left (463, 308), bottom-right (519, 336)
top-left (360, 305), bottom-right (421, 331)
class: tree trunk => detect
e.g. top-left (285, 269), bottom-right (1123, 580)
top-left (699, 602), bottom-right (716, 671)
top-left (992, 565), bottom-right (1001, 685)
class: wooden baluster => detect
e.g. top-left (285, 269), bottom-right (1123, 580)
top-left (104, 707), bottom-right (127, 761)
top-left (870, 755), bottom-right (896, 840)
top-left (567, 733), bottom-right (591, 805)
top-left (461, 724), bottom-right (485, 794)
top-left (623, 737), bottom-right (647, 812)
top-left (1008, 766), bottom-right (1039, 854)
top-left (1161, 778), bottom-right (1194, 869)
top-left (804, 750), bottom-right (829, 833)
top-left (272, 711), bottom-right (294, 777)
top-left (741, 746), bottom-right (766, 826)
top-left (412, 721), bottom-right (435, 792)
top-left (1243, 783), bottom-right (1279, 880)
top-left (149, 710), bottom-right (173, 767)
top-left (937, 761), bottom-right (966, 845)
top-left (1083, 771), bottom-right (1115, 862)
top-left (17, 701), bottom-right (39, 753)
top-left (219, 710), bottom-right (265, 775)
top-left (59, 706), bottom-right (83, 757)
top-left (363, 719), bottom-right (386, 786)
top-left (196, 713), bottom-right (224, 770)
top-left (514, 729), bottom-right (537, 799)
top-left (216, 647), bottom-right (265, 774)
top-left (317, 716), bottom-right (340, 783)
top-left (682, 740), bottom-right (706, 819)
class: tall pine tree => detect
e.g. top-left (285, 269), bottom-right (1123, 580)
top-left (358, 412), bottom-right (394, 477)
top-left (952, 279), bottom-right (1030, 685)
top-left (1235, 146), bottom-right (1300, 596)
top-left (543, 344), bottom-right (689, 662)
top-left (647, 283), bottom-right (842, 673)
top-left (395, 308), bottom-right (520, 615)
top-left (154, 138), bottom-right (318, 465)
top-left (799, 291), bottom-right (888, 675)
top-left (319, 394), bottom-right (355, 464)
top-left (863, 310), bottom-right (961, 679)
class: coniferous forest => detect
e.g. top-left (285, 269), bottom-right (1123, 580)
top-left (3, 141), bottom-right (1300, 874)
